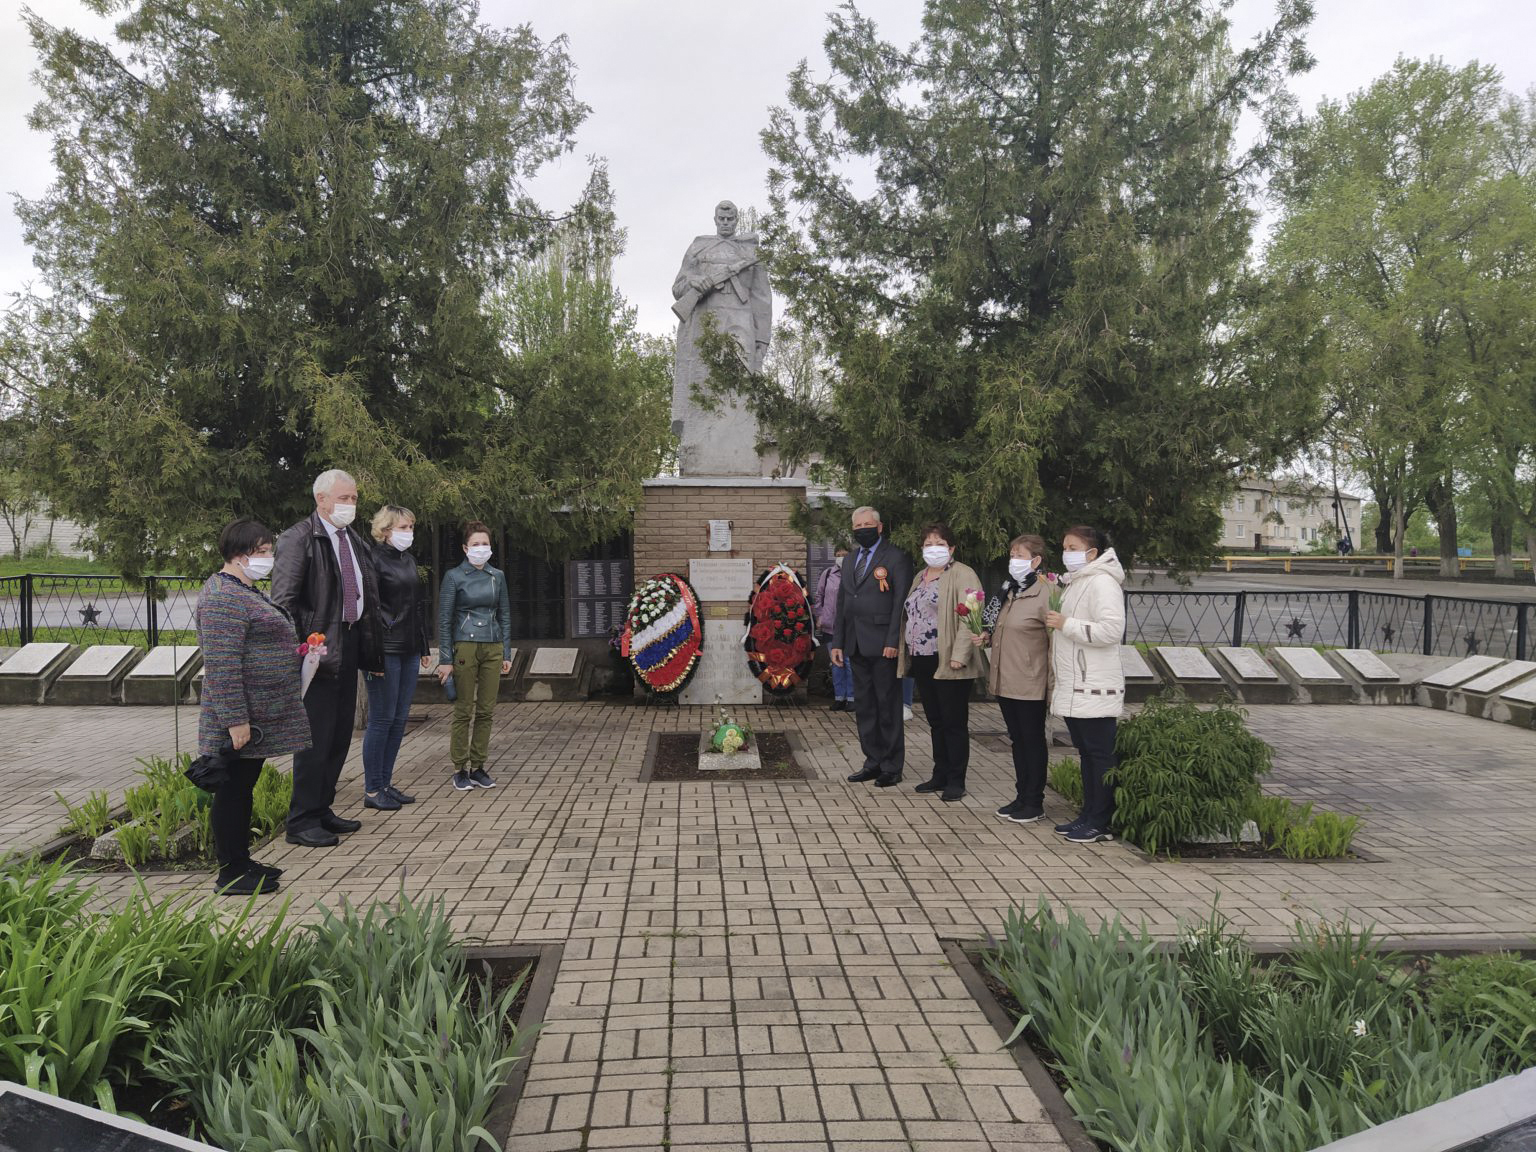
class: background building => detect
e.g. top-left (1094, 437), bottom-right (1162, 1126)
top-left (1217, 478), bottom-right (1364, 553)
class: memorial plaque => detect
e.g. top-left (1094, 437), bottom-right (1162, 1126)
top-left (58, 645), bottom-right (140, 679)
top-left (0, 642), bottom-right (72, 677)
top-left (1215, 646), bottom-right (1280, 681)
top-left (708, 519), bottom-right (733, 552)
top-left (1272, 647), bottom-right (1343, 681)
top-left (0, 1080), bottom-right (222, 1151)
top-left (679, 619), bottom-right (762, 705)
top-left (1119, 646), bottom-right (1156, 680)
top-left (1461, 660), bottom-right (1536, 695)
top-left (1154, 646), bottom-right (1222, 680)
top-left (1501, 677), bottom-right (1536, 705)
top-left (688, 558), bottom-right (754, 602)
top-left (528, 647), bottom-right (580, 677)
top-left (128, 645), bottom-right (202, 678)
top-left (695, 732), bottom-right (762, 772)
top-left (1335, 649), bottom-right (1399, 682)
top-left (1422, 654), bottom-right (1505, 689)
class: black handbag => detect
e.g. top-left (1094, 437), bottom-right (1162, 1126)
top-left (184, 726), bottom-right (263, 792)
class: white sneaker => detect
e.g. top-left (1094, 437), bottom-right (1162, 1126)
top-left (903, 705), bottom-right (914, 722)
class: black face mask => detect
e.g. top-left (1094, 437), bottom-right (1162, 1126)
top-left (851, 526), bottom-right (880, 549)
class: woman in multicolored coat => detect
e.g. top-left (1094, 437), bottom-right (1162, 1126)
top-left (196, 518), bottom-right (311, 895)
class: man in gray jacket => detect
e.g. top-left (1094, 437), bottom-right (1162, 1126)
top-left (830, 506), bottom-right (913, 786)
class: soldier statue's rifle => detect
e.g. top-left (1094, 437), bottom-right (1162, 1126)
top-left (671, 255), bottom-right (760, 321)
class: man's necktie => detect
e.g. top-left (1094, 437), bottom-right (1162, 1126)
top-left (337, 528), bottom-right (360, 624)
top-left (858, 547), bottom-right (872, 580)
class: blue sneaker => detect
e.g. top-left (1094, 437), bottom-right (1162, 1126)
top-left (1066, 825), bottom-right (1114, 844)
top-left (1054, 818), bottom-right (1085, 836)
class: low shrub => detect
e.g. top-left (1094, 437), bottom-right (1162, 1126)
top-left (56, 790), bottom-right (113, 840)
top-left (1428, 953), bottom-right (1536, 1074)
top-left (1248, 795), bottom-right (1362, 859)
top-left (1047, 758), bottom-right (1083, 807)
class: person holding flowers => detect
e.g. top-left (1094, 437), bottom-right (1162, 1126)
top-left (978, 534), bottom-right (1053, 824)
top-left (896, 521), bottom-right (985, 802)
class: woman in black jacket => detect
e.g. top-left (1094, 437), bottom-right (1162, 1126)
top-left (361, 505), bottom-right (431, 811)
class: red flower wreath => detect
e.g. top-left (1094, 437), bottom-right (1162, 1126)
top-left (742, 564), bottom-right (816, 693)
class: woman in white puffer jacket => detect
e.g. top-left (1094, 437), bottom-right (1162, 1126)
top-left (1046, 525), bottom-right (1126, 845)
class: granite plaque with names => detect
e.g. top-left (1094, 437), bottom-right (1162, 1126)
top-left (1422, 654), bottom-right (1505, 689)
top-left (1272, 646), bottom-right (1343, 681)
top-left (528, 647), bottom-right (580, 677)
top-left (1334, 649), bottom-right (1400, 682)
top-left (688, 558), bottom-right (754, 602)
top-left (679, 619), bottom-right (762, 705)
top-left (0, 1080), bottom-right (222, 1151)
top-left (0, 642), bottom-right (73, 677)
top-left (1154, 646), bottom-right (1222, 680)
top-left (1119, 646), bottom-right (1156, 680)
top-left (1460, 660), bottom-right (1536, 695)
top-left (1215, 647), bottom-right (1281, 681)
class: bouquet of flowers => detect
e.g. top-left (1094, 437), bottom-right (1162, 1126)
top-left (708, 699), bottom-right (753, 756)
top-left (1044, 571), bottom-right (1064, 612)
top-left (297, 632), bottom-right (327, 698)
top-left (744, 564), bottom-right (816, 693)
top-left (620, 574), bottom-right (705, 694)
top-left (955, 588), bottom-right (986, 636)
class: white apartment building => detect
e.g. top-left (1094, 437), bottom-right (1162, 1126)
top-left (1218, 478), bottom-right (1364, 553)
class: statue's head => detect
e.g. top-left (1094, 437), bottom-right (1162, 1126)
top-left (714, 201), bottom-right (739, 238)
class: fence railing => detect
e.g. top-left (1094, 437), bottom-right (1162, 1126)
top-left (1, 574), bottom-right (1530, 662)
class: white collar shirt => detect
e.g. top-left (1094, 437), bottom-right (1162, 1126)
top-left (318, 513), bottom-right (366, 621)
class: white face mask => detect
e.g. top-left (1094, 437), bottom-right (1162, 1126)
top-left (922, 545), bottom-right (952, 568)
top-left (1063, 550), bottom-right (1091, 573)
top-left (328, 502), bottom-right (357, 528)
top-left (1008, 556), bottom-right (1035, 582)
top-left (390, 530), bottom-right (414, 552)
top-left (466, 544), bottom-right (492, 567)
top-left (241, 555), bottom-right (275, 581)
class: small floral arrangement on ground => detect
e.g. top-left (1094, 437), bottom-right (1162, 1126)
top-left (620, 573), bottom-right (704, 694)
top-left (707, 699), bottom-right (753, 755)
top-left (297, 632), bottom-right (327, 697)
top-left (955, 588), bottom-right (985, 636)
top-left (743, 564), bottom-right (816, 693)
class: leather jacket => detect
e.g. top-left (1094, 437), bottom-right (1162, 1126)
top-left (271, 511), bottom-right (385, 677)
top-left (437, 560), bottom-right (512, 665)
top-left (370, 540), bottom-right (430, 657)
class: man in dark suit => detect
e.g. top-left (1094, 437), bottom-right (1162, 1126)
top-left (830, 506), bottom-right (913, 786)
top-left (271, 468), bottom-right (383, 847)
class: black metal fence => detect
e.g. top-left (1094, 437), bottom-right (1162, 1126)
top-left (2, 573), bottom-right (1530, 661)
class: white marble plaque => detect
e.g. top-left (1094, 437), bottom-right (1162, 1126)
top-left (688, 558), bottom-right (754, 602)
top-left (58, 645), bottom-right (139, 679)
top-left (708, 520), bottom-right (733, 552)
top-left (127, 645), bottom-right (202, 678)
top-left (1119, 646), bottom-right (1156, 680)
top-left (1501, 677), bottom-right (1536, 705)
top-left (1460, 660), bottom-right (1536, 695)
top-left (1273, 647), bottom-right (1344, 681)
top-left (1421, 655), bottom-right (1505, 689)
top-left (1154, 646), bottom-right (1222, 680)
top-left (679, 619), bottom-right (762, 705)
top-left (0, 642), bottom-right (72, 676)
top-left (1334, 649), bottom-right (1399, 682)
top-left (1215, 647), bottom-right (1280, 681)
top-left (528, 647), bottom-right (579, 677)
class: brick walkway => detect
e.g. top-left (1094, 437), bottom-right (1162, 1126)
top-left (1, 699), bottom-right (1534, 1150)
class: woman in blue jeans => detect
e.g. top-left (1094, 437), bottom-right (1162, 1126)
top-left (362, 505), bottom-right (431, 812)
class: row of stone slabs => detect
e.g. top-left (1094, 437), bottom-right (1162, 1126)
top-left (0, 642), bottom-right (592, 706)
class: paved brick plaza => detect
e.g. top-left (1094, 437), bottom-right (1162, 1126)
top-left (3, 699), bottom-right (1534, 1150)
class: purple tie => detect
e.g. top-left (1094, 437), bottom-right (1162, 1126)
top-left (337, 527), bottom-right (360, 624)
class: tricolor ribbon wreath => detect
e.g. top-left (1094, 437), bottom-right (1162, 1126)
top-left (743, 563), bottom-right (816, 694)
top-left (620, 572), bottom-right (705, 694)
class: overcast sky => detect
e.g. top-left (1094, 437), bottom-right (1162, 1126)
top-left (3, 0), bottom-right (1534, 338)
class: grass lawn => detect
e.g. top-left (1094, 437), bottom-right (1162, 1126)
top-left (0, 556), bottom-right (118, 579)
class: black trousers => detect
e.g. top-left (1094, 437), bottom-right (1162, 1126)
top-left (909, 655), bottom-right (972, 788)
top-left (288, 624), bottom-right (360, 833)
top-left (1064, 715), bottom-right (1118, 829)
top-left (212, 757), bottom-right (264, 872)
top-left (849, 649), bottom-right (904, 777)
top-left (997, 697), bottom-right (1048, 810)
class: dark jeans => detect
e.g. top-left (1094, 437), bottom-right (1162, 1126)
top-left (849, 649), bottom-right (903, 776)
top-left (909, 654), bottom-right (972, 789)
top-left (1065, 715), bottom-right (1118, 829)
top-left (997, 697), bottom-right (1047, 810)
top-left (288, 624), bottom-right (360, 833)
top-left (363, 652), bottom-right (417, 793)
top-left (212, 756), bottom-right (264, 872)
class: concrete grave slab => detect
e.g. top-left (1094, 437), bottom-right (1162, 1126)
top-left (521, 647), bottom-right (588, 702)
top-left (528, 647), bottom-right (580, 677)
top-left (1327, 649), bottom-right (1415, 704)
top-left (47, 645), bottom-right (142, 705)
top-left (1212, 646), bottom-right (1293, 704)
top-left (1333, 649), bottom-right (1399, 682)
top-left (1271, 645), bottom-right (1356, 704)
top-left (1459, 660), bottom-right (1536, 725)
top-left (1421, 654), bottom-right (1505, 689)
top-left (1119, 645), bottom-right (1162, 703)
top-left (121, 645), bottom-right (202, 705)
top-left (1272, 646), bottom-right (1344, 681)
top-left (695, 732), bottom-right (763, 772)
top-left (1460, 659), bottom-right (1536, 696)
top-left (0, 643), bottom-right (79, 705)
top-left (1150, 646), bottom-right (1230, 701)
top-left (1496, 675), bottom-right (1536, 729)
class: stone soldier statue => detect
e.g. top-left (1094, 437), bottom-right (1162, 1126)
top-left (670, 200), bottom-right (773, 476)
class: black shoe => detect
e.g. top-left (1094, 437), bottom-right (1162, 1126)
top-left (874, 773), bottom-right (903, 788)
top-left (1008, 807), bottom-right (1045, 824)
top-left (453, 770), bottom-right (474, 791)
top-left (285, 827), bottom-right (340, 848)
top-left (215, 867), bottom-right (279, 896)
top-left (1054, 817), bottom-right (1086, 836)
top-left (941, 786), bottom-right (966, 802)
top-left (1067, 825), bottom-right (1115, 844)
top-left (385, 785), bottom-right (416, 805)
top-left (847, 768), bottom-right (880, 783)
top-left (913, 779), bottom-right (944, 794)
top-left (321, 815), bottom-right (363, 834)
top-left (829, 700), bottom-right (846, 712)
top-left (247, 860), bottom-right (283, 879)
top-left (365, 791), bottom-right (402, 811)
top-left (996, 800), bottom-right (1024, 819)
top-left (469, 768), bottom-right (496, 789)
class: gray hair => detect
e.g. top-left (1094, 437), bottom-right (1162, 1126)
top-left (851, 505), bottom-right (880, 523)
top-left (312, 469), bottom-right (356, 498)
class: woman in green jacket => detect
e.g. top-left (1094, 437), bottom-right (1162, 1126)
top-left (436, 521), bottom-right (512, 791)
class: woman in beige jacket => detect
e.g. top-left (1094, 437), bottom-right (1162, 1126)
top-left (897, 522), bottom-right (986, 801)
top-left (980, 533), bottom-right (1052, 824)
